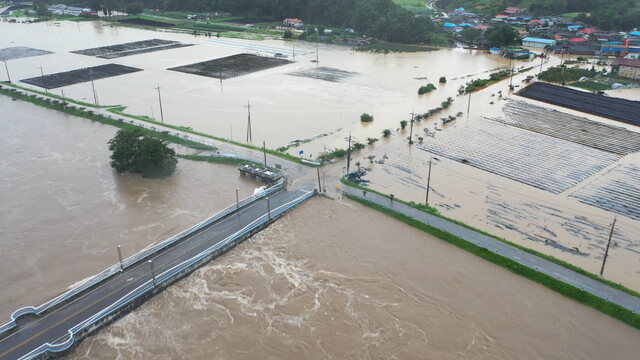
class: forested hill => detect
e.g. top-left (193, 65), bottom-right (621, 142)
top-left (78, 0), bottom-right (441, 44)
top-left (436, 0), bottom-right (640, 30)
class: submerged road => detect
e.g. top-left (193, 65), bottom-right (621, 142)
top-left (0, 189), bottom-right (307, 360)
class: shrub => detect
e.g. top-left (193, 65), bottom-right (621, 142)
top-left (283, 29), bottom-right (293, 39)
top-left (382, 129), bottom-right (391, 137)
top-left (418, 83), bottom-right (436, 95)
top-left (400, 120), bottom-right (408, 129)
top-left (367, 137), bottom-right (378, 145)
top-left (360, 113), bottom-right (374, 122)
top-left (439, 76), bottom-right (447, 83)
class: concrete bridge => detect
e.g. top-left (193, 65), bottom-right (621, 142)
top-left (0, 183), bottom-right (315, 360)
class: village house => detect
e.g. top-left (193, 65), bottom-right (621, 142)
top-left (283, 18), bottom-right (304, 28)
top-left (522, 37), bottom-right (557, 48)
top-left (611, 58), bottom-right (640, 80)
top-left (503, 7), bottom-right (525, 15)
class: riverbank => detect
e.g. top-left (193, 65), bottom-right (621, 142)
top-left (340, 181), bottom-right (640, 329)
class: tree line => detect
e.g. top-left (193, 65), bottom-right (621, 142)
top-left (61, 0), bottom-right (442, 44)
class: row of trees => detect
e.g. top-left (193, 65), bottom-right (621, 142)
top-left (62, 0), bottom-right (441, 44)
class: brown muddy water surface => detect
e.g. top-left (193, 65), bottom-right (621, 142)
top-left (69, 198), bottom-right (640, 359)
top-left (0, 96), bottom-right (261, 317)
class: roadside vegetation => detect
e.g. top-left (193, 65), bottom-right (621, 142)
top-left (418, 83), bottom-right (437, 95)
top-left (344, 192), bottom-right (640, 330)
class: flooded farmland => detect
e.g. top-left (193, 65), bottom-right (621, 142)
top-left (0, 20), bottom-right (514, 152)
top-left (68, 198), bottom-right (640, 360)
top-left (0, 96), bottom-right (261, 317)
top-left (1, 17), bottom-right (640, 358)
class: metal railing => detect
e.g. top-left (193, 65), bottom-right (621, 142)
top-left (0, 182), bottom-right (284, 335)
top-left (16, 189), bottom-right (315, 360)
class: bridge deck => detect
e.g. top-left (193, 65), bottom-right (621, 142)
top-left (0, 189), bottom-right (307, 360)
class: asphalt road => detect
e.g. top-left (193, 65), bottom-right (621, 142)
top-left (0, 189), bottom-right (306, 360)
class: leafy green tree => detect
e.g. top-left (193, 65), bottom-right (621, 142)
top-left (108, 129), bottom-right (178, 178)
top-left (283, 29), bottom-right (293, 38)
top-left (486, 24), bottom-right (519, 47)
top-left (460, 28), bottom-right (481, 44)
top-left (360, 113), bottom-right (374, 122)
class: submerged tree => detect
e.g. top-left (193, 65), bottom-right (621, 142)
top-left (108, 129), bottom-right (178, 178)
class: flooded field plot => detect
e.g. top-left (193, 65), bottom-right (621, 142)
top-left (491, 101), bottom-right (640, 155)
top-left (571, 164), bottom-right (640, 220)
top-left (418, 120), bottom-right (621, 194)
top-left (71, 39), bottom-right (192, 59)
top-left (287, 66), bottom-right (356, 82)
top-left (168, 53), bottom-right (290, 80)
top-left (0, 46), bottom-right (52, 61)
top-left (517, 82), bottom-right (640, 126)
top-left (21, 64), bottom-right (142, 89)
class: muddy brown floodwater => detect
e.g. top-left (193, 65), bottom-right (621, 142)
top-left (0, 96), bottom-right (261, 318)
top-left (69, 197), bottom-right (640, 360)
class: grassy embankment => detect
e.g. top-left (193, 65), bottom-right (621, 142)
top-left (356, 41), bottom-right (440, 53)
top-left (0, 82), bottom-right (307, 165)
top-left (0, 84), bottom-right (212, 150)
top-left (341, 177), bottom-right (640, 301)
top-left (343, 192), bottom-right (640, 330)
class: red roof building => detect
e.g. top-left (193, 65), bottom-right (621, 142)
top-left (504, 7), bottom-right (524, 14)
top-left (579, 27), bottom-right (597, 34)
top-left (569, 37), bottom-right (588, 43)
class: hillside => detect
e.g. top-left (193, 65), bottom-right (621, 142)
top-left (436, 0), bottom-right (640, 30)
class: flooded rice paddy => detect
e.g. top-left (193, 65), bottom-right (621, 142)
top-left (68, 198), bottom-right (640, 359)
top-left (71, 39), bottom-right (193, 59)
top-left (2, 18), bottom-right (640, 357)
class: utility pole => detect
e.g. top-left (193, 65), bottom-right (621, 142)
top-left (346, 132), bottom-right (352, 174)
top-left (538, 53), bottom-right (544, 75)
top-left (3, 60), bottom-right (10, 83)
top-left (560, 48), bottom-right (566, 67)
top-left (466, 91), bottom-right (472, 114)
top-left (316, 166), bottom-right (322, 193)
top-left (90, 68), bottom-right (98, 106)
top-left (408, 111), bottom-right (415, 145)
top-left (245, 101), bottom-right (252, 143)
top-left (425, 157), bottom-right (433, 205)
top-left (148, 260), bottom-right (157, 288)
top-left (235, 188), bottom-right (239, 210)
top-left (60, 89), bottom-right (66, 108)
top-left (266, 197), bottom-right (271, 220)
top-left (117, 245), bottom-right (124, 272)
top-left (155, 85), bottom-right (164, 123)
top-left (600, 217), bottom-right (617, 276)
top-left (262, 140), bottom-right (267, 166)
top-left (508, 55), bottom-right (513, 89)
top-left (40, 65), bottom-right (47, 93)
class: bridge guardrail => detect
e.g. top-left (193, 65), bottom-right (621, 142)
top-left (0, 182), bottom-right (284, 336)
top-left (16, 189), bottom-right (315, 360)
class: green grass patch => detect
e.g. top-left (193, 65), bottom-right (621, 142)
top-left (539, 66), bottom-right (598, 84)
top-left (392, 0), bottom-right (433, 13)
top-left (2, 82), bottom-right (113, 108)
top-left (107, 106), bottom-right (306, 165)
top-left (570, 81), bottom-right (612, 92)
top-left (344, 193), bottom-right (640, 330)
top-left (356, 41), bottom-right (439, 53)
top-left (340, 178), bottom-right (640, 300)
top-left (0, 85), bottom-right (213, 150)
